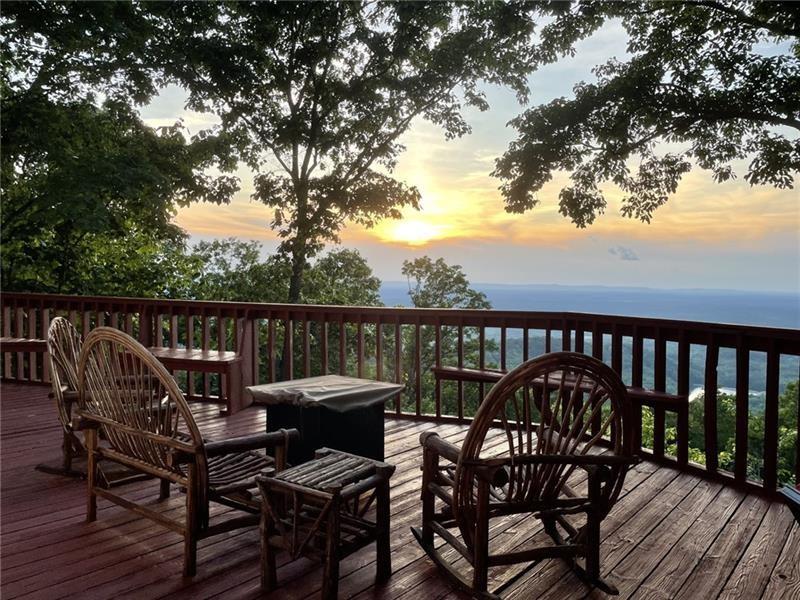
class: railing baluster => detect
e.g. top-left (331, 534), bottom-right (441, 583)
top-left (394, 319), bottom-right (401, 415)
top-left (500, 326), bottom-right (507, 371)
top-left (415, 320), bottom-right (421, 416)
top-left (434, 322), bottom-right (441, 418)
top-left (479, 322), bottom-right (486, 403)
top-left (591, 322), bottom-right (602, 361)
top-left (562, 320), bottom-right (571, 352)
top-left (29, 309), bottom-right (37, 381)
top-left (653, 329), bottom-right (666, 457)
top-left (154, 312), bottom-right (163, 347)
top-left (611, 324), bottom-right (622, 375)
top-left (457, 322), bottom-right (464, 420)
top-left (321, 318), bottom-right (329, 376)
top-left (268, 316), bottom-right (276, 383)
top-left (574, 322), bottom-right (583, 354)
top-left (16, 307), bottom-right (24, 380)
top-left (284, 316), bottom-right (294, 381)
top-left (375, 319), bottom-right (382, 381)
top-left (677, 331), bottom-right (690, 466)
top-left (218, 310), bottom-right (227, 399)
top-left (339, 315), bottom-right (346, 376)
top-left (735, 338), bottom-right (749, 482)
top-left (762, 343), bottom-right (779, 490)
top-left (41, 307), bottom-right (50, 383)
top-left (545, 323), bottom-right (552, 354)
top-left (357, 319), bottom-right (364, 379)
top-left (187, 314), bottom-right (195, 398)
top-left (202, 315), bottom-right (210, 397)
top-left (704, 336), bottom-right (719, 471)
top-left (170, 313), bottom-right (178, 348)
top-left (304, 315), bottom-right (311, 378)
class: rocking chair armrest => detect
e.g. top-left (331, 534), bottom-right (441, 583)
top-left (420, 431), bottom-right (461, 464)
top-left (204, 429), bottom-right (299, 458)
top-left (473, 453), bottom-right (639, 469)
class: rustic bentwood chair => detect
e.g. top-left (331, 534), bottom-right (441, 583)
top-left (77, 327), bottom-right (298, 576)
top-left (413, 352), bottom-right (637, 598)
top-left (35, 317), bottom-right (85, 478)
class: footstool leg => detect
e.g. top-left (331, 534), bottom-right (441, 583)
top-left (376, 476), bottom-right (392, 582)
top-left (322, 496), bottom-right (341, 600)
top-left (260, 501), bottom-right (277, 591)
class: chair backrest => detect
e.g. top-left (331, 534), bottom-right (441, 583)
top-left (47, 317), bottom-right (83, 430)
top-left (453, 352), bottom-right (633, 539)
top-left (78, 327), bottom-right (203, 478)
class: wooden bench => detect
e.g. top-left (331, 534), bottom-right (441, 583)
top-left (431, 365), bottom-right (689, 460)
top-left (144, 316), bottom-right (255, 416)
top-left (0, 337), bottom-right (48, 353)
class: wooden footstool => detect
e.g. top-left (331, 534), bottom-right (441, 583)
top-left (256, 448), bottom-right (395, 599)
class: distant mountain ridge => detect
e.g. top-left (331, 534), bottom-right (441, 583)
top-left (381, 282), bottom-right (799, 329)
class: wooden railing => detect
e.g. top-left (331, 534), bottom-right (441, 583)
top-left (2, 292), bottom-right (798, 497)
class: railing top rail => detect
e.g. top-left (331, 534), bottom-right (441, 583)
top-left (2, 291), bottom-right (799, 342)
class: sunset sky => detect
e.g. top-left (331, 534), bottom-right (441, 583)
top-left (140, 21), bottom-right (799, 293)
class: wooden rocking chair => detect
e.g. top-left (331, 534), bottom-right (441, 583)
top-left (35, 316), bottom-right (86, 479)
top-left (76, 327), bottom-right (298, 576)
top-left (413, 352), bottom-right (637, 598)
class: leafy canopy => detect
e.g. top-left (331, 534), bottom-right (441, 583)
top-left (494, 0), bottom-right (800, 227)
top-left (148, 1), bottom-right (544, 301)
top-left (0, 1), bottom-right (238, 294)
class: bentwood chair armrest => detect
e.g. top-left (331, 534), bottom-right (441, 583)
top-left (475, 453), bottom-right (640, 470)
top-left (419, 431), bottom-right (461, 464)
top-left (204, 428), bottom-right (299, 458)
top-left (430, 366), bottom-right (506, 385)
top-left (73, 414), bottom-right (102, 430)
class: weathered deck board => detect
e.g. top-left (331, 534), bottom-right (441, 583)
top-left (0, 382), bottom-right (795, 600)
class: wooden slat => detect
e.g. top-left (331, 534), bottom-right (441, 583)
top-left (414, 321), bottom-right (421, 416)
top-left (734, 341), bottom-right (749, 482)
top-left (394, 319), bottom-right (401, 414)
top-left (304, 316), bottom-right (311, 378)
top-left (28, 309), bottom-right (37, 382)
top-left (434, 324), bottom-right (441, 419)
top-left (321, 320), bottom-right (329, 376)
top-left (704, 337), bottom-right (719, 471)
top-left (202, 316), bottom-right (211, 396)
top-left (356, 320), bottom-right (364, 379)
top-left (187, 314), bottom-right (195, 398)
top-left (268, 317), bottom-right (276, 383)
top-left (375, 320), bottom-right (382, 381)
top-left (339, 316), bottom-right (346, 377)
top-left (500, 326), bottom-right (507, 371)
top-left (457, 323), bottom-right (464, 420)
top-left (41, 307), bottom-right (50, 383)
top-left (653, 329), bottom-right (667, 457)
top-left (284, 317), bottom-right (293, 381)
top-left (676, 333), bottom-right (690, 466)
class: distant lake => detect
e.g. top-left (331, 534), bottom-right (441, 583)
top-left (381, 282), bottom-right (799, 329)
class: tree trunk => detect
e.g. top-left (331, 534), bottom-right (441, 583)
top-left (287, 245), bottom-right (305, 304)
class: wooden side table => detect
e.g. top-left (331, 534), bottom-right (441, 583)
top-left (256, 448), bottom-right (396, 599)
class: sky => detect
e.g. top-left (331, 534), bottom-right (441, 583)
top-left (139, 21), bottom-right (800, 294)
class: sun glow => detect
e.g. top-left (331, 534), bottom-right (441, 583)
top-left (378, 219), bottom-right (450, 246)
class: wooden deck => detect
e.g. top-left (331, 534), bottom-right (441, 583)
top-left (1, 382), bottom-right (797, 599)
